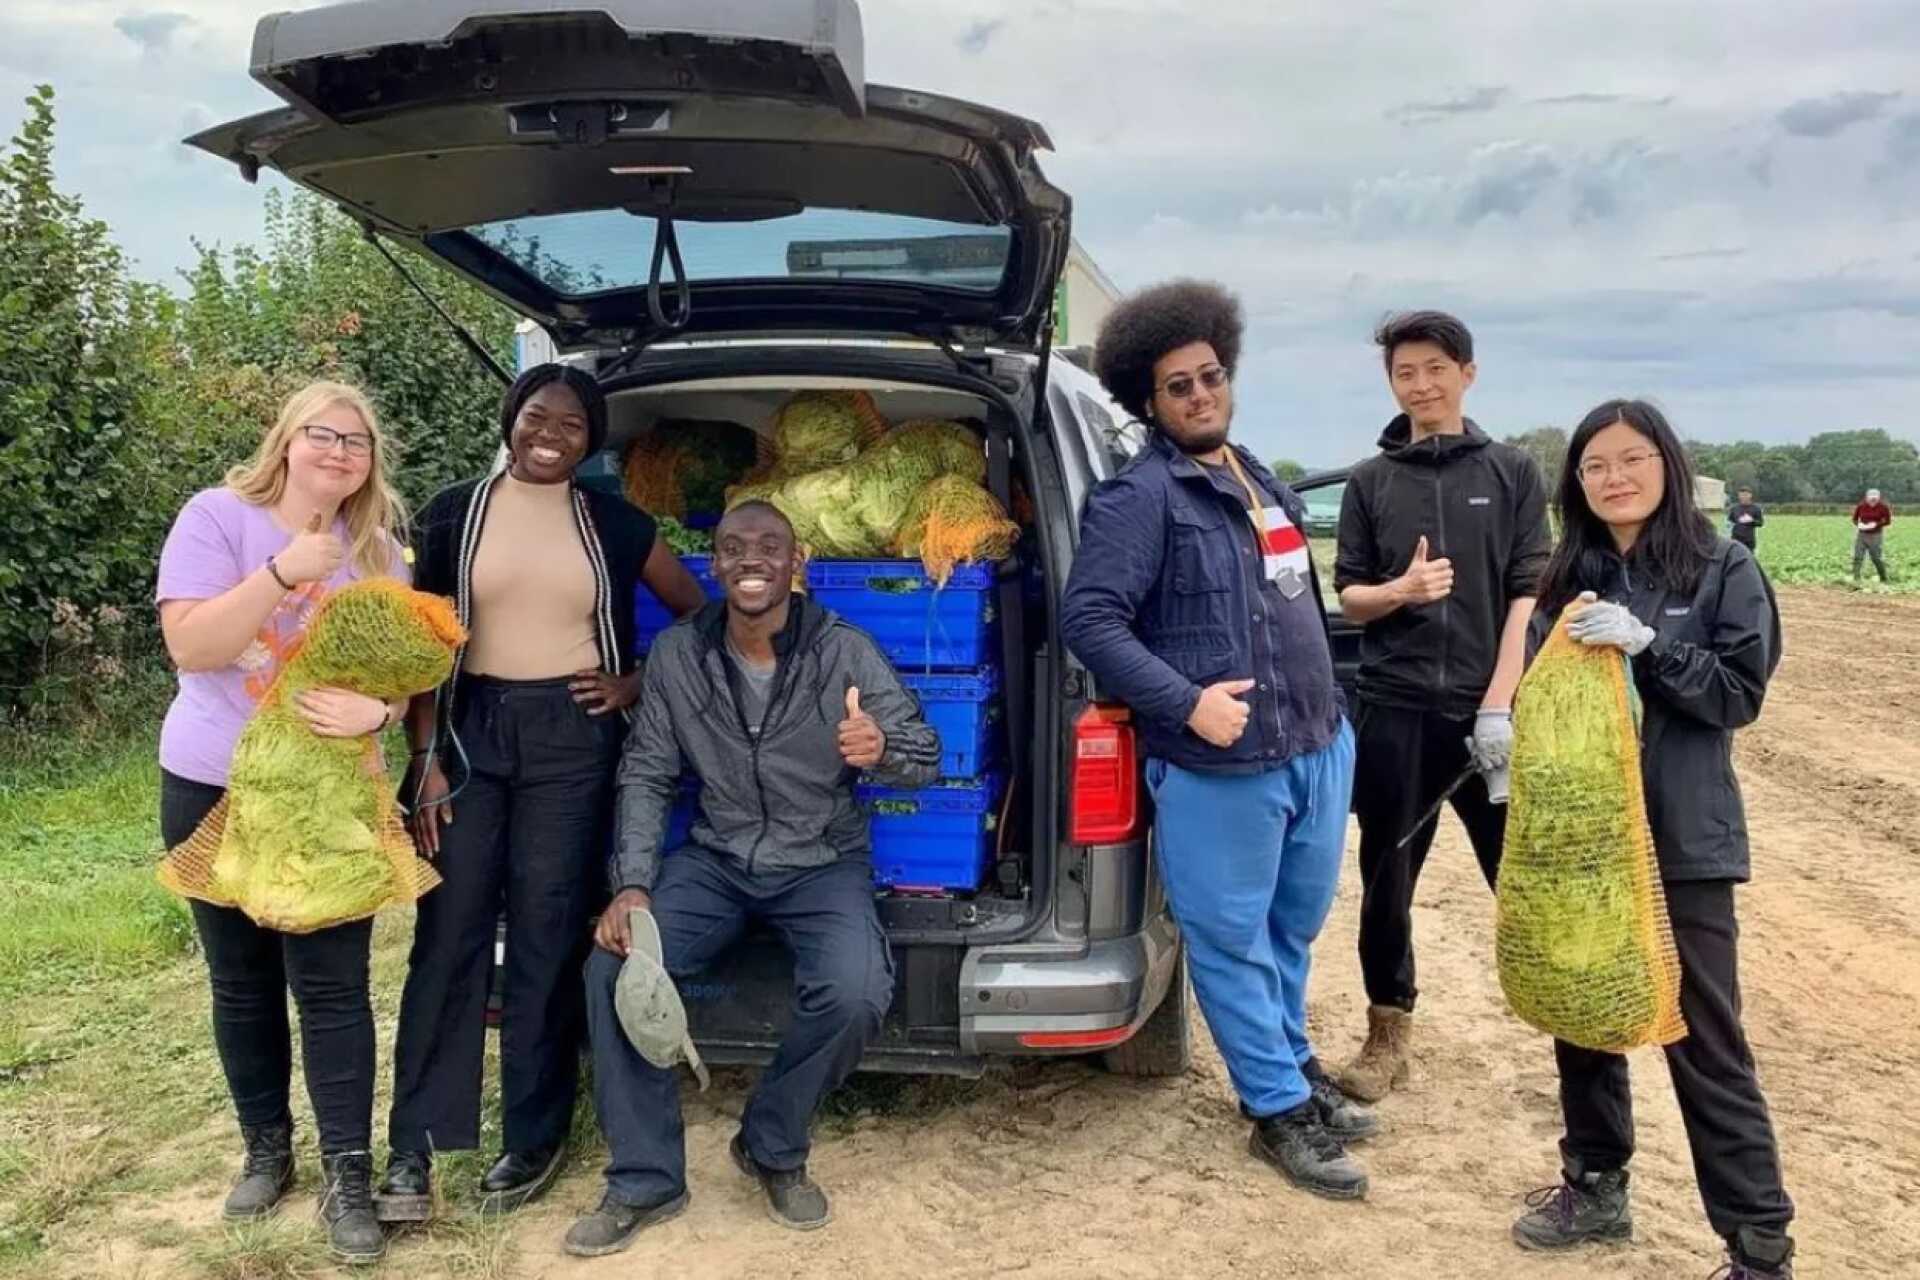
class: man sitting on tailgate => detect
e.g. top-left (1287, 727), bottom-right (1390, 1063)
top-left (566, 500), bottom-right (939, 1256)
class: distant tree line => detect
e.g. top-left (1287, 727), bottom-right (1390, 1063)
top-left (1503, 426), bottom-right (1917, 504)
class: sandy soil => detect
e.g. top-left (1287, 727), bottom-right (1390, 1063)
top-left (62, 587), bottom-right (1920, 1278)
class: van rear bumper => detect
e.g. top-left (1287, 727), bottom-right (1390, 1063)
top-left (959, 911), bottom-right (1181, 1056)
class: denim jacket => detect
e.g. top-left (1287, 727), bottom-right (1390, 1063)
top-left (1062, 433), bottom-right (1343, 774)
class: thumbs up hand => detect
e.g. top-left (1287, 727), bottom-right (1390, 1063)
top-left (1187, 678), bottom-right (1257, 749)
top-left (838, 684), bottom-right (886, 769)
top-left (276, 509), bottom-right (346, 585)
top-left (1396, 534), bottom-right (1454, 605)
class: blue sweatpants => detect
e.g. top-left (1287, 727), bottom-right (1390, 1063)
top-left (1145, 720), bottom-right (1355, 1118)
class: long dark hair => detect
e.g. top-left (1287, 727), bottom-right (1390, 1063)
top-left (1536, 399), bottom-right (1718, 616)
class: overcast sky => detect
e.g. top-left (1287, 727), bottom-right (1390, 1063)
top-left (5, 0), bottom-right (1918, 467)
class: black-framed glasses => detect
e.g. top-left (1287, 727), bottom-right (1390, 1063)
top-left (1156, 366), bottom-right (1229, 401)
top-left (301, 424), bottom-right (375, 458)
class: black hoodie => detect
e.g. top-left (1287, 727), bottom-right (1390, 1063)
top-left (1333, 416), bottom-right (1551, 717)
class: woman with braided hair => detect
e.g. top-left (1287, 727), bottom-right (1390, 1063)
top-left (378, 364), bottom-right (705, 1223)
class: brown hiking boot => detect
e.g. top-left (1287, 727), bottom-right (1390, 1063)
top-left (1335, 1006), bottom-right (1412, 1102)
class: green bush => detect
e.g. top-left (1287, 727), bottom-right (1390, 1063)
top-left (0, 87), bottom-right (517, 716)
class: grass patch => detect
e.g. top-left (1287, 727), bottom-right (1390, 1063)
top-left (185, 1217), bottom-right (332, 1280)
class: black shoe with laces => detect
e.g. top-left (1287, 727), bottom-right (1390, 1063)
top-left (1248, 1103), bottom-right (1369, 1201)
top-left (318, 1150), bottom-right (384, 1266)
top-left (1306, 1074), bottom-right (1379, 1143)
top-left (373, 1148), bottom-right (433, 1224)
top-left (730, 1133), bottom-right (831, 1230)
top-left (223, 1121), bottom-right (294, 1220)
top-left (1511, 1168), bottom-right (1632, 1251)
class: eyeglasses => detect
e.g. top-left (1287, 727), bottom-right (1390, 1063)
top-left (301, 424), bottom-right (375, 458)
top-left (1155, 366), bottom-right (1230, 401)
top-left (1577, 450), bottom-right (1662, 484)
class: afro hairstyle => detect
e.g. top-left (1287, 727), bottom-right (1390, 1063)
top-left (1092, 279), bottom-right (1244, 422)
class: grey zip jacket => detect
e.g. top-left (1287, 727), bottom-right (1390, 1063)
top-left (611, 596), bottom-right (941, 892)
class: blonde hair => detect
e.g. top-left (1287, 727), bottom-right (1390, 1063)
top-left (226, 380), bottom-right (409, 578)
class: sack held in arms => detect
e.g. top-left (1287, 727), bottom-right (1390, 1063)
top-left (1495, 609), bottom-right (1687, 1053)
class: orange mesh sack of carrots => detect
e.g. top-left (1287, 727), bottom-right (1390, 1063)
top-left (1494, 609), bottom-right (1687, 1053)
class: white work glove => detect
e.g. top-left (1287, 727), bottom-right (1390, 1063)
top-left (1567, 592), bottom-right (1655, 656)
top-left (1467, 708), bottom-right (1512, 773)
top-left (1857, 521), bottom-right (1876, 532)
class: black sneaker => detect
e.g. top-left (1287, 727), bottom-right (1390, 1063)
top-left (223, 1121), bottom-right (295, 1220)
top-left (478, 1145), bottom-right (564, 1215)
top-left (373, 1149), bottom-right (433, 1224)
top-left (1248, 1105), bottom-right (1369, 1201)
top-left (1512, 1169), bottom-right (1632, 1251)
top-left (1309, 1075), bottom-right (1379, 1143)
top-left (730, 1133), bottom-right (831, 1230)
top-left (562, 1190), bottom-right (691, 1258)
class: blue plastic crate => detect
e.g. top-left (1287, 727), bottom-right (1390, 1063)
top-left (633, 554), bottom-right (718, 655)
top-left (901, 667), bottom-right (1001, 778)
top-left (809, 559), bottom-right (996, 671)
top-left (858, 773), bottom-right (1004, 892)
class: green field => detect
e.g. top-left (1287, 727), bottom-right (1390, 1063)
top-left (1747, 513), bottom-right (1913, 593)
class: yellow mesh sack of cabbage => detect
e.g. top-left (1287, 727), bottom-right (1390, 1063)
top-left (157, 579), bottom-right (467, 934)
top-left (1495, 611), bottom-right (1687, 1052)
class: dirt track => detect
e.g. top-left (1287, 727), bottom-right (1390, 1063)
top-left (78, 588), bottom-right (1920, 1277)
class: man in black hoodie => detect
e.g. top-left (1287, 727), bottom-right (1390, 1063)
top-left (1331, 312), bottom-right (1551, 1102)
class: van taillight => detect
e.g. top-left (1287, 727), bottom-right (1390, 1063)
top-left (1071, 704), bottom-right (1141, 844)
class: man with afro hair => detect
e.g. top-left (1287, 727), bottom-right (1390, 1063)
top-left (1063, 280), bottom-right (1374, 1202)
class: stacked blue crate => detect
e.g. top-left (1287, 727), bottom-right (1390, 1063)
top-left (637, 553), bottom-right (1005, 893)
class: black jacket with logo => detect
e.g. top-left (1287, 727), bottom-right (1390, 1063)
top-left (1333, 417), bottom-right (1552, 718)
top-left (1526, 540), bottom-right (1781, 882)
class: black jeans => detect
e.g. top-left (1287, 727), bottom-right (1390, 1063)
top-left (388, 674), bottom-right (622, 1155)
top-left (1556, 880), bottom-right (1795, 1246)
top-left (586, 847), bottom-right (893, 1206)
top-left (1351, 701), bottom-right (1506, 1010)
top-left (162, 769), bottom-right (376, 1153)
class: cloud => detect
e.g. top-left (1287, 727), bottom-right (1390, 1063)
top-left (1657, 248), bottom-right (1748, 262)
top-left (957, 19), bottom-right (1005, 55)
top-left (1778, 90), bottom-right (1901, 138)
top-left (113, 11), bottom-right (194, 52)
top-left (1456, 140), bottom-right (1559, 224)
top-left (1534, 92), bottom-right (1674, 108)
top-left (1880, 111), bottom-right (1920, 173)
top-left (1387, 86), bottom-right (1508, 126)
top-left (1570, 138), bottom-right (1671, 223)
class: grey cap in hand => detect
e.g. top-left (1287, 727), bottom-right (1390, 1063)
top-left (613, 908), bottom-right (709, 1091)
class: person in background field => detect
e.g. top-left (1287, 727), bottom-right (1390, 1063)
top-left (155, 381), bottom-right (411, 1265)
top-left (1727, 487), bottom-right (1764, 551)
top-left (1851, 487), bottom-right (1893, 583)
top-left (1062, 280), bottom-right (1376, 1204)
top-left (1509, 399), bottom-right (1794, 1280)
top-left (1331, 311), bottom-right (1552, 1103)
top-left (376, 364), bottom-right (705, 1224)
top-left (564, 500), bottom-right (939, 1255)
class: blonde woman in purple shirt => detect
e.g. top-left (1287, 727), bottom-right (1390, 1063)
top-left (155, 380), bottom-right (408, 1264)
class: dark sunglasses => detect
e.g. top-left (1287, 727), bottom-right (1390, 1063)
top-left (1156, 366), bottom-right (1230, 401)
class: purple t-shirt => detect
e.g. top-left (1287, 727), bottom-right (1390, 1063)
top-left (155, 488), bottom-right (408, 787)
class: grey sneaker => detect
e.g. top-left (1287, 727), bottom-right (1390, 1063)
top-left (223, 1121), bottom-right (294, 1220)
top-left (1512, 1169), bottom-right (1633, 1251)
top-left (1248, 1105), bottom-right (1369, 1201)
top-left (731, 1133), bottom-right (831, 1230)
top-left (562, 1190), bottom-right (691, 1258)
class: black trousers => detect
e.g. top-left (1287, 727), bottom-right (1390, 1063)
top-left (1352, 701), bottom-right (1507, 1010)
top-left (388, 675), bottom-right (622, 1155)
top-left (162, 769), bottom-right (375, 1152)
top-left (1556, 880), bottom-right (1795, 1245)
